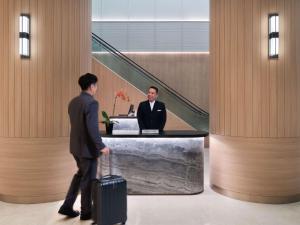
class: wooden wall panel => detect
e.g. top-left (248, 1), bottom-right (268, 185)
top-left (0, 0), bottom-right (4, 136)
top-left (92, 58), bottom-right (194, 131)
top-left (210, 0), bottom-right (300, 138)
top-left (277, 0), bottom-right (285, 137)
top-left (0, 0), bottom-right (91, 203)
top-left (237, 0), bottom-right (245, 137)
top-left (21, 0), bottom-right (30, 138)
top-left (210, 0), bottom-right (300, 203)
top-left (0, 137), bottom-right (76, 203)
top-left (210, 135), bottom-right (300, 203)
top-left (244, 0), bottom-right (253, 137)
top-left (209, 0), bottom-right (216, 134)
top-left (0, 0), bottom-right (91, 139)
top-left (297, 0), bottom-right (300, 137)
top-left (218, 0), bottom-right (225, 135)
top-left (125, 53), bottom-right (209, 112)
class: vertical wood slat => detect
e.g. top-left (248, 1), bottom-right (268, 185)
top-left (224, 0), bottom-right (231, 136)
top-left (219, 0), bottom-right (225, 135)
top-left (74, 0), bottom-right (80, 100)
top-left (53, 0), bottom-right (62, 137)
top-left (277, 0), bottom-right (285, 137)
top-left (0, 0), bottom-right (4, 136)
top-left (209, 0), bottom-right (215, 134)
top-left (3, 0), bottom-right (9, 136)
top-left (284, 0), bottom-right (296, 137)
top-left (269, 0), bottom-right (278, 137)
top-left (14, 0), bottom-right (22, 137)
top-left (230, 0), bottom-right (238, 136)
top-left (244, 0), bottom-right (253, 137)
top-left (289, 0), bottom-right (297, 137)
top-left (61, 0), bottom-right (69, 137)
top-left (29, 0), bottom-right (38, 137)
top-left (37, 0), bottom-right (46, 137)
top-left (8, 0), bottom-right (15, 137)
top-left (45, 0), bottom-right (54, 137)
top-left (297, 0), bottom-right (300, 137)
top-left (284, 0), bottom-right (291, 136)
top-left (260, 0), bottom-right (270, 137)
top-left (237, 0), bottom-right (246, 137)
top-left (252, 0), bottom-right (262, 137)
top-left (21, 0), bottom-right (30, 137)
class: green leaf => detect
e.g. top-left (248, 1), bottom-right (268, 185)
top-left (101, 111), bottom-right (110, 124)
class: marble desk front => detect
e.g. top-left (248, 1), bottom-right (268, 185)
top-left (100, 130), bottom-right (208, 195)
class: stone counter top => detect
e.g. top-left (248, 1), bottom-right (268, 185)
top-left (101, 130), bottom-right (208, 138)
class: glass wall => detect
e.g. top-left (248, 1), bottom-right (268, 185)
top-left (92, 0), bottom-right (209, 52)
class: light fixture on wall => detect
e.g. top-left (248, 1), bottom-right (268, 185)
top-left (268, 13), bottom-right (279, 59)
top-left (19, 14), bottom-right (30, 58)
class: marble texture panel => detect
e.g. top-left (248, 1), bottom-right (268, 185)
top-left (99, 137), bottom-right (204, 194)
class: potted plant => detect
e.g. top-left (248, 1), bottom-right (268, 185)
top-left (101, 111), bottom-right (116, 134)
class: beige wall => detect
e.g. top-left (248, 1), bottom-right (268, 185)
top-left (126, 53), bottom-right (209, 112)
top-left (210, 0), bottom-right (300, 203)
top-left (0, 0), bottom-right (91, 203)
top-left (92, 58), bottom-right (194, 131)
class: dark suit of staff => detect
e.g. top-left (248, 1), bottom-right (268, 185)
top-left (137, 100), bottom-right (167, 131)
top-left (62, 92), bottom-right (105, 214)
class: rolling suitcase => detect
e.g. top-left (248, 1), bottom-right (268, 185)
top-left (92, 153), bottom-right (127, 225)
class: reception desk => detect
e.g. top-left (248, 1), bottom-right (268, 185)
top-left (100, 130), bottom-right (208, 195)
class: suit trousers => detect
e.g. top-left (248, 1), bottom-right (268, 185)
top-left (62, 155), bottom-right (97, 214)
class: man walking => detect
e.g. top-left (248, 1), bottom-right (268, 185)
top-left (58, 73), bottom-right (109, 220)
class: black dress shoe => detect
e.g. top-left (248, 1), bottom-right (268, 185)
top-left (58, 206), bottom-right (80, 218)
top-left (80, 212), bottom-right (92, 220)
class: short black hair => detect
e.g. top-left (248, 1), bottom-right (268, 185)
top-left (78, 73), bottom-right (98, 91)
top-left (149, 86), bottom-right (158, 94)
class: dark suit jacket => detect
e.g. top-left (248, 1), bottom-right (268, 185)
top-left (137, 100), bottom-right (167, 131)
top-left (68, 92), bottom-right (105, 159)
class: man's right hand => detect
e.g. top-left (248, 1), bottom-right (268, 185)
top-left (100, 147), bottom-right (110, 155)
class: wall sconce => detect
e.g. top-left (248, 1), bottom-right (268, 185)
top-left (268, 13), bottom-right (279, 59)
top-left (19, 14), bottom-right (30, 58)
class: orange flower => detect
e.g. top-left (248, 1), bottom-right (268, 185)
top-left (115, 90), bottom-right (130, 102)
top-left (112, 89), bottom-right (130, 116)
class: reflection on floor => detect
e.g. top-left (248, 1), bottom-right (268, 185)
top-left (1, 149), bottom-right (300, 225)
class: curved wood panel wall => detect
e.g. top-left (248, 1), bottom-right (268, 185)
top-left (210, 0), bottom-right (300, 203)
top-left (0, 0), bottom-right (91, 203)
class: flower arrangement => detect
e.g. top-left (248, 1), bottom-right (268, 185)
top-left (101, 89), bottom-right (130, 134)
top-left (112, 89), bottom-right (130, 116)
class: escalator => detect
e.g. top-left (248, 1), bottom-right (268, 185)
top-left (92, 33), bottom-right (209, 132)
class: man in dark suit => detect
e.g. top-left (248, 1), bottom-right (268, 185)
top-left (58, 73), bottom-right (110, 220)
top-left (137, 86), bottom-right (167, 131)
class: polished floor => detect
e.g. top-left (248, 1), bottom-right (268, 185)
top-left (1, 149), bottom-right (300, 225)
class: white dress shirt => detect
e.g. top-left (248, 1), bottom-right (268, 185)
top-left (149, 101), bottom-right (155, 111)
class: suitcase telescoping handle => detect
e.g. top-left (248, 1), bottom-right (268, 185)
top-left (97, 150), bottom-right (113, 178)
top-left (108, 151), bottom-right (112, 176)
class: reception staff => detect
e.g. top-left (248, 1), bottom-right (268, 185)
top-left (137, 86), bottom-right (167, 131)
